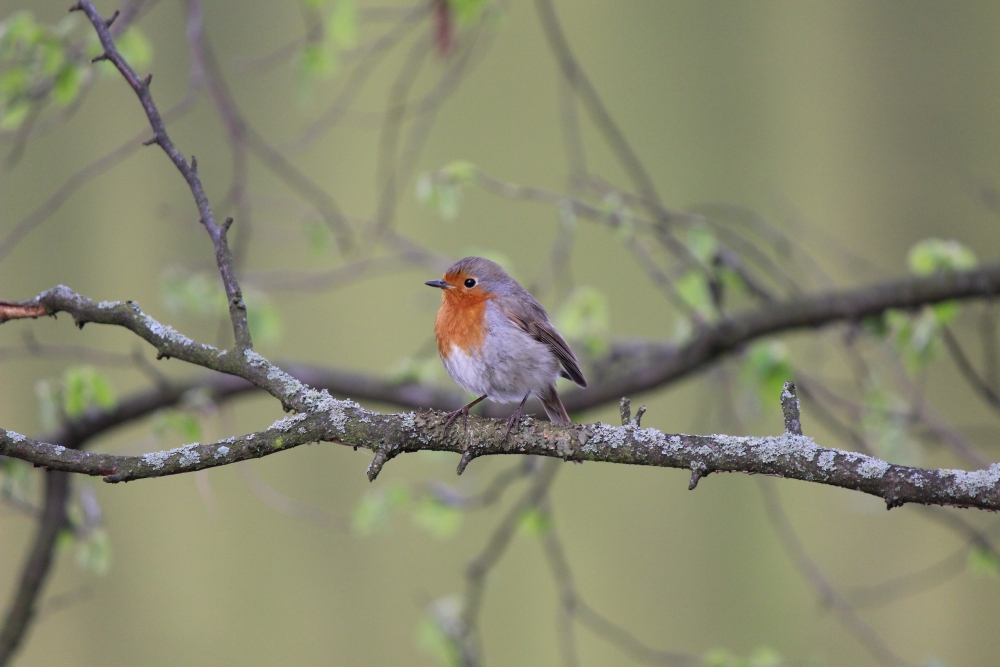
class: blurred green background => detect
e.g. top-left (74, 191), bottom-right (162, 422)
top-left (2, 1), bottom-right (1000, 665)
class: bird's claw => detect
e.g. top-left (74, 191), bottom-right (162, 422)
top-left (500, 411), bottom-right (521, 445)
top-left (442, 407), bottom-right (469, 434)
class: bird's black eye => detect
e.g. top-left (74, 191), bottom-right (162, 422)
top-left (464, 278), bottom-right (477, 288)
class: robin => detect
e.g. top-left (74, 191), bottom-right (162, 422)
top-left (425, 256), bottom-right (587, 440)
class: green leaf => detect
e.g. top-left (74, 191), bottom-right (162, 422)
top-left (416, 162), bottom-right (478, 220)
top-left (702, 648), bottom-right (742, 667)
top-left (683, 224), bottom-right (717, 264)
top-left (297, 41), bottom-right (337, 88)
top-left (1, 458), bottom-right (32, 508)
top-left (907, 238), bottom-right (976, 275)
top-left (351, 483), bottom-right (409, 536)
top-left (554, 286), bottom-right (610, 356)
top-left (676, 269), bottom-right (717, 320)
top-left (743, 341), bottom-right (792, 405)
top-left (62, 366), bottom-right (115, 418)
top-left (0, 12), bottom-right (41, 50)
top-left (518, 507), bottom-right (550, 536)
top-left (153, 410), bottom-right (203, 442)
top-left (115, 27), bottom-right (153, 72)
top-left (968, 546), bottom-right (1000, 578)
top-left (886, 308), bottom-right (942, 372)
top-left (302, 218), bottom-right (330, 254)
top-left (75, 527), bottom-right (111, 576)
top-left (412, 495), bottom-right (463, 539)
top-left (161, 269), bottom-right (228, 319)
top-left (52, 63), bottom-right (80, 105)
top-left (447, 0), bottom-right (491, 23)
top-left (328, 0), bottom-right (358, 49)
top-left (0, 99), bottom-right (29, 130)
top-left (245, 290), bottom-right (284, 346)
top-left (35, 379), bottom-right (61, 431)
top-left (747, 647), bottom-right (784, 667)
top-left (440, 160), bottom-right (477, 184)
top-left (861, 387), bottom-right (919, 466)
top-left (416, 597), bottom-right (463, 667)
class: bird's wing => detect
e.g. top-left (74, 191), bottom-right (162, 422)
top-left (495, 296), bottom-right (588, 388)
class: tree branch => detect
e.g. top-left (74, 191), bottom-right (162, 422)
top-left (1, 383), bottom-right (999, 511)
top-left (72, 0), bottom-right (251, 349)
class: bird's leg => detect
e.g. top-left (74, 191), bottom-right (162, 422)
top-left (501, 392), bottom-right (531, 444)
top-left (442, 394), bottom-right (488, 433)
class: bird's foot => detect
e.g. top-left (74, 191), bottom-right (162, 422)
top-left (500, 409), bottom-right (523, 445)
top-left (442, 406), bottom-right (470, 434)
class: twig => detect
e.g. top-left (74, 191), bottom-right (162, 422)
top-left (758, 479), bottom-right (917, 667)
top-left (73, 0), bottom-right (252, 349)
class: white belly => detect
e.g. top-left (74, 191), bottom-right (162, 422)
top-left (441, 345), bottom-right (492, 399)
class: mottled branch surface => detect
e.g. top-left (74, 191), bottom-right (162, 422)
top-left (3, 382), bottom-right (999, 511)
top-left (3, 269), bottom-right (1000, 508)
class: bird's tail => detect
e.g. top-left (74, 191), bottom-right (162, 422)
top-left (539, 385), bottom-right (571, 425)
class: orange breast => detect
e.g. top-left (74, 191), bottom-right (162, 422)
top-left (434, 290), bottom-right (491, 358)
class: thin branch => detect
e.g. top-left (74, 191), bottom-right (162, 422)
top-left (2, 381), bottom-right (1000, 511)
top-left (758, 479), bottom-right (917, 667)
top-left (0, 471), bottom-right (69, 667)
top-left (459, 458), bottom-right (561, 666)
top-left (540, 506), bottom-right (699, 666)
top-left (942, 325), bottom-right (1000, 414)
top-left (73, 0), bottom-right (252, 349)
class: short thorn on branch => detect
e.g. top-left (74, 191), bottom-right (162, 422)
top-left (222, 217), bottom-right (234, 234)
top-left (688, 461), bottom-right (707, 490)
top-left (618, 397), bottom-right (646, 427)
top-left (190, 156), bottom-right (198, 173)
top-left (457, 450), bottom-right (474, 475)
top-left (91, 53), bottom-right (108, 63)
top-left (634, 405), bottom-right (646, 427)
top-left (105, 8), bottom-right (120, 27)
top-left (142, 135), bottom-right (158, 147)
top-left (142, 73), bottom-right (153, 88)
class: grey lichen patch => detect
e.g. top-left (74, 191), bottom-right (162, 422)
top-left (856, 456), bottom-right (890, 479)
top-left (139, 313), bottom-right (196, 348)
top-left (327, 397), bottom-right (363, 434)
top-left (51, 445), bottom-right (65, 455)
top-left (97, 300), bottom-right (122, 309)
top-left (5, 430), bottom-right (26, 443)
top-left (141, 444), bottom-right (201, 470)
top-left (178, 445), bottom-right (201, 467)
top-left (400, 412), bottom-right (417, 431)
top-left (268, 413), bottom-right (307, 432)
top-left (243, 349), bottom-right (268, 368)
top-left (715, 433), bottom-right (818, 467)
top-left (817, 450), bottom-right (837, 472)
top-left (940, 463), bottom-right (1000, 496)
top-left (591, 423), bottom-right (627, 450)
top-left (142, 450), bottom-right (170, 469)
top-left (214, 446), bottom-right (230, 459)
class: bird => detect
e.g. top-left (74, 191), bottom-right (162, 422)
top-left (425, 256), bottom-right (587, 441)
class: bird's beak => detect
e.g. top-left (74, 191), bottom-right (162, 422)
top-left (425, 279), bottom-right (451, 289)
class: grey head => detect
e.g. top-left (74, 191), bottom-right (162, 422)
top-left (424, 256), bottom-right (526, 297)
